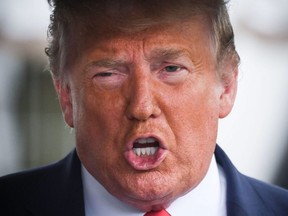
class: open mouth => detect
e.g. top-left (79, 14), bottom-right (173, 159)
top-left (132, 137), bottom-right (160, 157)
top-left (125, 135), bottom-right (167, 170)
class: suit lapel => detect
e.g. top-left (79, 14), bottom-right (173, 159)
top-left (25, 150), bottom-right (85, 216)
top-left (215, 145), bottom-right (274, 216)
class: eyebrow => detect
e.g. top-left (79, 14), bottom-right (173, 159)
top-left (148, 48), bottom-right (188, 62)
top-left (83, 48), bottom-right (189, 72)
top-left (84, 59), bottom-right (126, 72)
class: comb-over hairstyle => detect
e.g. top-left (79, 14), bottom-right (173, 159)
top-left (45, 0), bottom-right (239, 82)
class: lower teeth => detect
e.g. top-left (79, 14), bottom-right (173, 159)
top-left (133, 147), bottom-right (158, 156)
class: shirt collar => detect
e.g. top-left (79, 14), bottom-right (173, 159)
top-left (82, 155), bottom-right (226, 216)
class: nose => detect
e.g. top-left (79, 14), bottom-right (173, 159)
top-left (125, 73), bottom-right (161, 121)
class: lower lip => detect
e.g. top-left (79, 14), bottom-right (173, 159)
top-left (124, 148), bottom-right (167, 170)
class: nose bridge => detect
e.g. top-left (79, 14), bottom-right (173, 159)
top-left (133, 71), bottom-right (151, 105)
top-left (125, 66), bottom-right (160, 121)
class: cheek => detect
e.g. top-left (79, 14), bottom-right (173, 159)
top-left (74, 90), bottom-right (131, 184)
top-left (73, 88), bottom-right (127, 159)
top-left (164, 84), bottom-right (220, 165)
top-left (168, 84), bottom-right (220, 138)
top-left (75, 87), bottom-right (124, 129)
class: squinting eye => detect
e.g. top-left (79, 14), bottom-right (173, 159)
top-left (92, 70), bottom-right (127, 90)
top-left (95, 72), bottom-right (113, 77)
top-left (164, 65), bottom-right (180, 72)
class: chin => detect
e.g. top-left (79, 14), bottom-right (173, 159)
top-left (111, 172), bottom-right (180, 211)
top-left (119, 190), bottom-right (174, 212)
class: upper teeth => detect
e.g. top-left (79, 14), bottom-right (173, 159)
top-left (133, 137), bottom-right (158, 156)
top-left (135, 137), bottom-right (156, 144)
top-left (133, 147), bottom-right (158, 156)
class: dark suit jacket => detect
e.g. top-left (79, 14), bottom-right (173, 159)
top-left (1, 145), bottom-right (288, 215)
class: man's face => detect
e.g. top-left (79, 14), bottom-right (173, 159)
top-left (57, 16), bottom-right (237, 211)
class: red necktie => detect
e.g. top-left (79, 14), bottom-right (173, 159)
top-left (144, 209), bottom-right (171, 216)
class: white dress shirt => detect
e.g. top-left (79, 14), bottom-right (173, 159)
top-left (82, 155), bottom-right (227, 216)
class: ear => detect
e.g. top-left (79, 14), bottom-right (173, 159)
top-left (219, 68), bottom-right (238, 119)
top-left (53, 79), bottom-right (74, 128)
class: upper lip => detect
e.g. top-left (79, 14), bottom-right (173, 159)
top-left (126, 133), bottom-right (167, 151)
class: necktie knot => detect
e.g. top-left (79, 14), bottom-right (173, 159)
top-left (144, 209), bottom-right (171, 216)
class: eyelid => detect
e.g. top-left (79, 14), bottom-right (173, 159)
top-left (161, 62), bottom-right (187, 71)
top-left (152, 53), bottom-right (193, 69)
top-left (93, 68), bottom-right (128, 79)
top-left (95, 71), bottom-right (113, 77)
top-left (92, 69), bottom-right (127, 90)
top-left (89, 65), bottom-right (128, 77)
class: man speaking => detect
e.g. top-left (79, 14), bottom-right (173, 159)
top-left (1, 0), bottom-right (288, 215)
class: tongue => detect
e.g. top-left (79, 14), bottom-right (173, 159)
top-left (133, 142), bottom-right (159, 148)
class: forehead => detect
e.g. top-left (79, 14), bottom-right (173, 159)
top-left (75, 16), bottom-right (213, 56)
top-left (70, 17), bottom-right (217, 74)
top-left (62, 4), bottom-right (215, 73)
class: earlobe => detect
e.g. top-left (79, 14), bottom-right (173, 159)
top-left (53, 79), bottom-right (74, 128)
top-left (219, 69), bottom-right (238, 119)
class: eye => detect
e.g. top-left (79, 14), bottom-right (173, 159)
top-left (158, 64), bottom-right (189, 85)
top-left (92, 70), bottom-right (127, 90)
top-left (95, 72), bottom-right (113, 77)
top-left (164, 65), bottom-right (181, 73)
